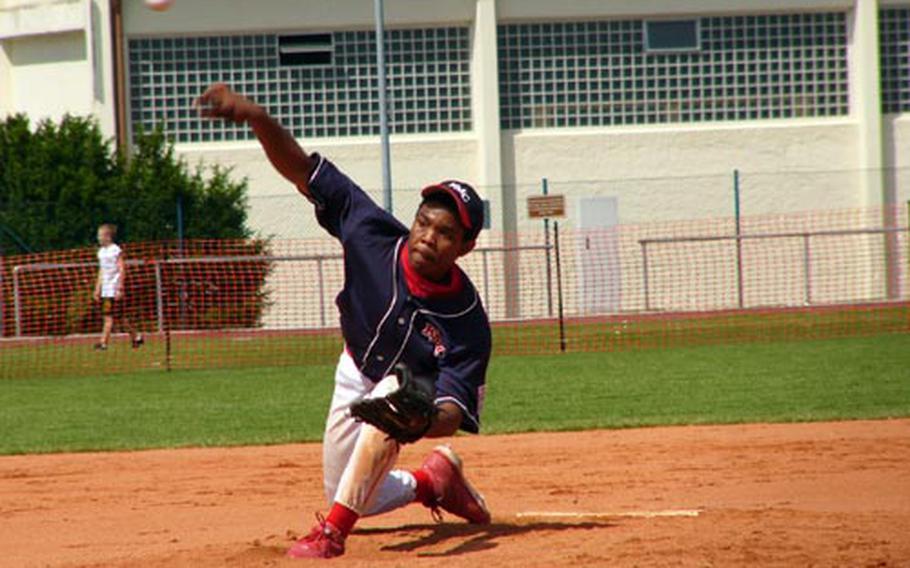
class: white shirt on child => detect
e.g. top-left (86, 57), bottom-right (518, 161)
top-left (97, 243), bottom-right (123, 298)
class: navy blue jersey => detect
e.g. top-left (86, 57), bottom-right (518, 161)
top-left (306, 155), bottom-right (491, 433)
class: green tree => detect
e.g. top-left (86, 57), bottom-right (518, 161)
top-left (1, 115), bottom-right (270, 337)
top-left (0, 114), bottom-right (115, 252)
top-left (0, 114), bottom-right (250, 252)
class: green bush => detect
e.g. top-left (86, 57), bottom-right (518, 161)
top-left (0, 114), bottom-right (250, 253)
top-left (0, 114), bottom-right (271, 337)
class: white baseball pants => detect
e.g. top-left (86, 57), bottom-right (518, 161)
top-left (322, 350), bottom-right (419, 516)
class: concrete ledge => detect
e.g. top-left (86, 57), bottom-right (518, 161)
top-left (0, 0), bottom-right (86, 40)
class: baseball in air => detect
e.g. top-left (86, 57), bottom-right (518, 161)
top-left (144, 0), bottom-right (174, 11)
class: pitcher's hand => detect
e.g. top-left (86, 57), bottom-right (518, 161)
top-left (196, 83), bottom-right (263, 124)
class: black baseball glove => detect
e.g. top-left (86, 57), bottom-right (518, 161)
top-left (350, 364), bottom-right (437, 444)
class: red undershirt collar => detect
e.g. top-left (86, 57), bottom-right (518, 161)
top-left (400, 242), bottom-right (464, 299)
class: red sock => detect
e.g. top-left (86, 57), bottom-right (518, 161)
top-left (412, 469), bottom-right (436, 505)
top-left (325, 503), bottom-right (359, 537)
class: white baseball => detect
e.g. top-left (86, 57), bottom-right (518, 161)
top-left (144, 0), bottom-right (174, 12)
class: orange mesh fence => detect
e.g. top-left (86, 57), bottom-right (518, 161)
top-left (1, 207), bottom-right (908, 379)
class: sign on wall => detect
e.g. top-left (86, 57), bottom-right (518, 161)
top-left (527, 195), bottom-right (566, 219)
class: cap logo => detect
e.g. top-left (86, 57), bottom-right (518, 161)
top-left (445, 181), bottom-right (471, 203)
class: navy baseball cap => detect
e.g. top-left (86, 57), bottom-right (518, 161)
top-left (420, 180), bottom-right (484, 241)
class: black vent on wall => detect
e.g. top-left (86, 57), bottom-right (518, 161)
top-left (278, 33), bottom-right (333, 66)
top-left (644, 20), bottom-right (701, 52)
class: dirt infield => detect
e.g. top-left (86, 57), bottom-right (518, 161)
top-left (1, 419), bottom-right (908, 567)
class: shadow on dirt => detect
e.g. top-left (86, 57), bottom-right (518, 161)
top-left (356, 520), bottom-right (613, 557)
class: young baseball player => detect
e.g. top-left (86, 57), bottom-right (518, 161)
top-left (93, 224), bottom-right (143, 351)
top-left (198, 83), bottom-right (492, 559)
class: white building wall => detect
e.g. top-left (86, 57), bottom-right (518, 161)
top-left (87, 0), bottom-right (114, 137)
top-left (0, 34), bottom-right (10, 116)
top-left (117, 0), bottom-right (910, 322)
top-left (0, 0), bottom-right (115, 134)
top-left (497, 0), bottom-right (854, 19)
top-left (849, 0), bottom-right (886, 209)
top-left (885, 115), bottom-right (910, 206)
top-left (122, 0), bottom-right (476, 36)
top-left (113, 0), bottom-right (902, 236)
top-left (502, 119), bottom-right (862, 229)
top-left (2, 31), bottom-right (92, 122)
top-left (120, 0), bottom-right (488, 238)
top-left (1, 0), bottom-right (907, 325)
top-left (177, 134), bottom-right (478, 238)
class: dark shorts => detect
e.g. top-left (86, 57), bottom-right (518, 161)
top-left (100, 298), bottom-right (122, 317)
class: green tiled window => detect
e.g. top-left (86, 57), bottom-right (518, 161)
top-left (880, 7), bottom-right (910, 114)
top-left (498, 13), bottom-right (848, 129)
top-left (128, 27), bottom-right (471, 143)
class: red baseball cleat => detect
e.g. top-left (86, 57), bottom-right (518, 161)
top-left (419, 445), bottom-right (491, 524)
top-left (286, 514), bottom-right (345, 559)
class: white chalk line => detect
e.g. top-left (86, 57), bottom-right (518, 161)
top-left (515, 509), bottom-right (701, 520)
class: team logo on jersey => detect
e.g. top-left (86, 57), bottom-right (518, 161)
top-left (421, 323), bottom-right (446, 358)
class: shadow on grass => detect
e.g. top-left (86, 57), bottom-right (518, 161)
top-left (355, 520), bottom-right (612, 557)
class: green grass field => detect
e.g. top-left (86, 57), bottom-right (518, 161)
top-left (1, 333), bottom-right (907, 455)
top-left (3, 302), bottom-right (907, 380)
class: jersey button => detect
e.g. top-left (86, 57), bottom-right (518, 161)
top-left (376, 355), bottom-right (385, 362)
top-left (397, 317), bottom-right (406, 325)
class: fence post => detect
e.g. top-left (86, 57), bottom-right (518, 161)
top-left (175, 199), bottom-right (187, 329)
top-left (802, 233), bottom-right (812, 305)
top-left (734, 169), bottom-right (744, 309)
top-left (154, 261), bottom-right (164, 333)
top-left (12, 266), bottom-right (22, 337)
top-left (0, 250), bottom-right (5, 338)
top-left (316, 257), bottom-right (326, 328)
top-left (542, 178), bottom-right (553, 317)
top-left (884, 206), bottom-right (899, 300)
top-left (162, 248), bottom-right (171, 372)
top-left (554, 221), bottom-right (566, 352)
top-left (176, 195), bottom-right (185, 253)
top-left (481, 248), bottom-right (490, 309)
top-left (640, 241), bottom-right (651, 311)
top-left (905, 200), bottom-right (910, 299)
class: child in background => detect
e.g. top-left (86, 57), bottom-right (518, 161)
top-left (93, 224), bottom-right (143, 351)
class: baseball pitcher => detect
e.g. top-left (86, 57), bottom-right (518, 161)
top-left (198, 83), bottom-right (492, 559)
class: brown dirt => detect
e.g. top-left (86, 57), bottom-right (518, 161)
top-left (1, 419), bottom-right (909, 567)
